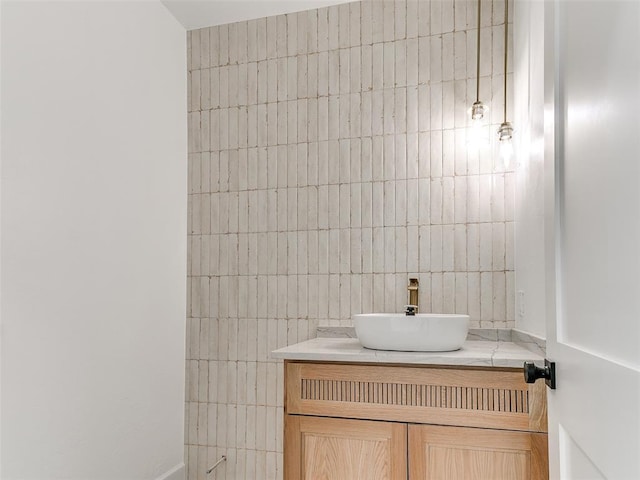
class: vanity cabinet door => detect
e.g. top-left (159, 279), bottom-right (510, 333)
top-left (284, 415), bottom-right (407, 480)
top-left (408, 424), bottom-right (548, 480)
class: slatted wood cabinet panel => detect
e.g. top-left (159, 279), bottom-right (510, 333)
top-left (286, 361), bottom-right (548, 432)
top-left (284, 361), bottom-right (549, 479)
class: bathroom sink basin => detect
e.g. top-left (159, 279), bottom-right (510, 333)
top-left (352, 313), bottom-right (470, 352)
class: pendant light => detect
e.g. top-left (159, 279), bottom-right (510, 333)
top-left (468, 0), bottom-right (488, 147)
top-left (497, 0), bottom-right (514, 168)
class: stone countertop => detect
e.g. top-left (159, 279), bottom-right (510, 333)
top-left (272, 337), bottom-right (544, 368)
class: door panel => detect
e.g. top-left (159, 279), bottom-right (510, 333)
top-left (408, 424), bottom-right (548, 479)
top-left (544, 0), bottom-right (640, 477)
top-left (555, 0), bottom-right (640, 367)
top-left (284, 415), bottom-right (407, 480)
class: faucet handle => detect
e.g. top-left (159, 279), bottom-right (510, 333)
top-left (404, 305), bottom-right (418, 316)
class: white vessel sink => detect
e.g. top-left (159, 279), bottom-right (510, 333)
top-left (352, 313), bottom-right (470, 352)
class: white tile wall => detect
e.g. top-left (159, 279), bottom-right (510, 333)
top-left (186, 1), bottom-right (514, 478)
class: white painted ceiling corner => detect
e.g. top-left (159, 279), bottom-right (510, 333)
top-left (161, 0), bottom-right (353, 31)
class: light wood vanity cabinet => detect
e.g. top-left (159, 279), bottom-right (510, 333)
top-left (283, 361), bottom-right (548, 480)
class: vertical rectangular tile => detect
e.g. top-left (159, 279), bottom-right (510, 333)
top-left (395, 0), bottom-right (407, 40)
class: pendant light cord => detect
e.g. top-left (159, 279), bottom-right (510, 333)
top-left (503, 0), bottom-right (509, 122)
top-left (476, 0), bottom-right (481, 103)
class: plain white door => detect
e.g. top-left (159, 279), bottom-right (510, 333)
top-left (544, 0), bottom-right (640, 478)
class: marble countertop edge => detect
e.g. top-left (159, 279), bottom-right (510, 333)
top-left (272, 337), bottom-right (544, 369)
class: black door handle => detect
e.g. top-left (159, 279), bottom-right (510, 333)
top-left (523, 359), bottom-right (556, 389)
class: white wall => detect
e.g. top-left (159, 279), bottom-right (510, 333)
top-left (1, 2), bottom-right (187, 479)
top-left (513, 0), bottom-right (546, 338)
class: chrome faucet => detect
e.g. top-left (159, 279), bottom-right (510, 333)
top-left (406, 278), bottom-right (419, 315)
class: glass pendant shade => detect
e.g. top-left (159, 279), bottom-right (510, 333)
top-left (498, 121), bottom-right (514, 169)
top-left (470, 100), bottom-right (488, 121)
top-left (497, 121), bottom-right (513, 142)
